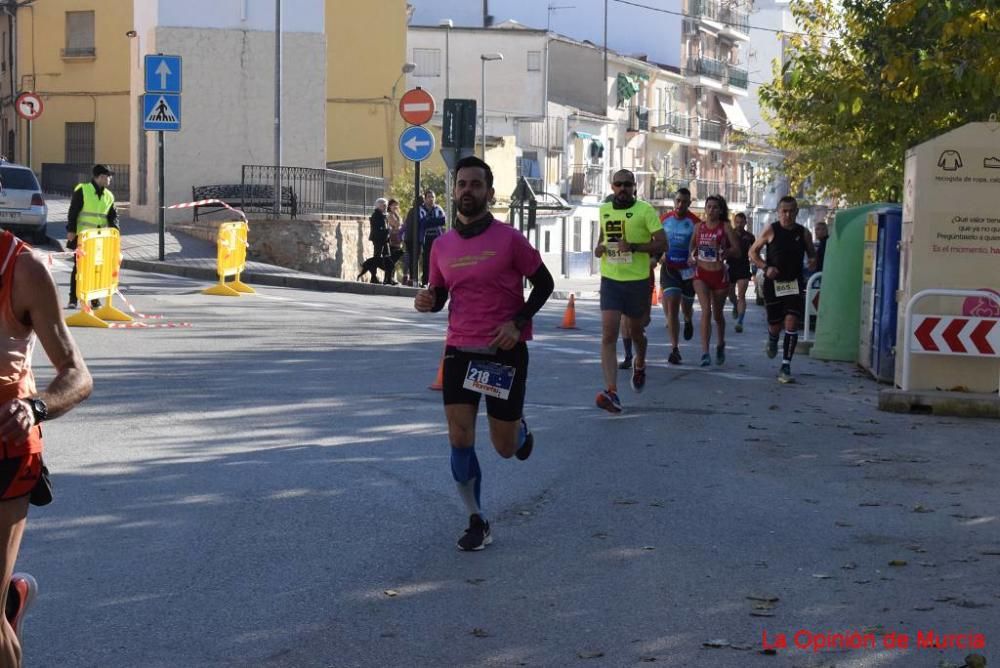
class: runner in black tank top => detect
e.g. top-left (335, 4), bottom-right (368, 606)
top-left (748, 196), bottom-right (817, 383)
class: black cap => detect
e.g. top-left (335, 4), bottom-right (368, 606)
top-left (93, 164), bottom-right (112, 177)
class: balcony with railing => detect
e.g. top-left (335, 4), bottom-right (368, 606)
top-left (625, 103), bottom-right (650, 132)
top-left (689, 0), bottom-right (750, 36)
top-left (684, 57), bottom-right (749, 92)
top-left (570, 164), bottom-right (606, 197)
top-left (694, 179), bottom-right (748, 204)
top-left (652, 110), bottom-right (693, 139)
top-left (699, 119), bottom-right (725, 144)
top-left (727, 67), bottom-right (749, 90)
top-left (684, 57), bottom-right (727, 82)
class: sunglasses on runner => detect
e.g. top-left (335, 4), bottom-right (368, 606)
top-left (612, 181), bottom-right (635, 187)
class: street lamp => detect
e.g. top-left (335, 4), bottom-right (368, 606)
top-left (391, 61), bottom-right (417, 101)
top-left (439, 19), bottom-right (453, 99)
top-left (480, 52), bottom-right (503, 159)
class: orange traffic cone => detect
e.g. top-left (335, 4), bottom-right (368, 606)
top-left (558, 294), bottom-right (578, 329)
top-left (428, 355), bottom-right (444, 391)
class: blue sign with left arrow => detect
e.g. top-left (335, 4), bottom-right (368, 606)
top-left (399, 126), bottom-right (435, 162)
top-left (145, 55), bottom-right (182, 94)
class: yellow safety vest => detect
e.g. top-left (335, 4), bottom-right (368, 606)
top-left (74, 182), bottom-right (115, 231)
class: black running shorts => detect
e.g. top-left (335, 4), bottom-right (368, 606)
top-left (659, 266), bottom-right (695, 302)
top-left (600, 277), bottom-right (649, 318)
top-left (0, 453), bottom-right (42, 501)
top-left (763, 277), bottom-right (805, 324)
top-left (442, 342), bottom-right (529, 422)
top-left (728, 261), bottom-right (752, 283)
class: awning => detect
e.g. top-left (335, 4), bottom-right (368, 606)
top-left (573, 130), bottom-right (593, 139)
top-left (718, 96), bottom-right (751, 130)
top-left (616, 73), bottom-right (639, 105)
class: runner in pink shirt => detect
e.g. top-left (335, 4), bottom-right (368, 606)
top-left (415, 156), bottom-right (554, 551)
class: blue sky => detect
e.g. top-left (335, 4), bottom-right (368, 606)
top-left (409, 0), bottom-right (682, 67)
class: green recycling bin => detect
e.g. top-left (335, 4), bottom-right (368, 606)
top-left (810, 203), bottom-right (894, 362)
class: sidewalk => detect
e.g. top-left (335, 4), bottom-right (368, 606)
top-left (45, 195), bottom-right (601, 299)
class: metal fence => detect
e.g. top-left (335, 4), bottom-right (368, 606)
top-left (41, 163), bottom-right (130, 200)
top-left (242, 165), bottom-right (385, 217)
top-left (324, 157), bottom-right (384, 178)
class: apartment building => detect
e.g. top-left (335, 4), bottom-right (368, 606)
top-left (681, 0), bottom-right (753, 210)
top-left (0, 0), bottom-right (132, 175)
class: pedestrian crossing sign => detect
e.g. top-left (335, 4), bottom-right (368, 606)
top-left (143, 94), bottom-right (181, 132)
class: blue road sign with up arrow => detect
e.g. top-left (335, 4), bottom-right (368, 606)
top-left (145, 55), bottom-right (182, 94)
top-left (399, 126), bottom-right (435, 162)
top-left (143, 94), bottom-right (181, 131)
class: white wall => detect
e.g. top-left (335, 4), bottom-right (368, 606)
top-left (743, 0), bottom-right (793, 137)
top-left (406, 27), bottom-right (547, 139)
top-left (409, 0), bottom-right (682, 68)
top-left (131, 26), bottom-right (326, 221)
top-left (157, 0), bottom-right (323, 33)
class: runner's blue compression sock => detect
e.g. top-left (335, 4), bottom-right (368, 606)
top-left (450, 446), bottom-right (482, 516)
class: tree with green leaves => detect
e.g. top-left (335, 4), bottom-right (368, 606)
top-left (759, 0), bottom-right (999, 203)
top-left (388, 165), bottom-right (447, 212)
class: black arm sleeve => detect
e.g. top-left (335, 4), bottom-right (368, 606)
top-left (514, 262), bottom-right (555, 325)
top-left (430, 286), bottom-right (449, 313)
top-left (66, 189), bottom-right (84, 232)
top-left (107, 204), bottom-right (119, 229)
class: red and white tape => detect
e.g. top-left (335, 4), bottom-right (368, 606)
top-left (167, 198), bottom-right (247, 222)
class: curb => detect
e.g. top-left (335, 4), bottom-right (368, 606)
top-left (551, 290), bottom-right (600, 301)
top-left (878, 388), bottom-right (1000, 419)
top-left (121, 259), bottom-right (421, 297)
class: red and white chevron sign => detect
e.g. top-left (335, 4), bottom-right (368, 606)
top-left (911, 316), bottom-right (1000, 356)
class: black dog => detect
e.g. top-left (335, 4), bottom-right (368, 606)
top-left (357, 250), bottom-right (402, 284)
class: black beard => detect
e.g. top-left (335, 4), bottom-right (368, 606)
top-left (457, 197), bottom-right (487, 217)
top-left (614, 194), bottom-right (636, 208)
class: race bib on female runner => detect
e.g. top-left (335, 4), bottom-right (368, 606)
top-left (698, 245), bottom-right (718, 262)
top-left (463, 361), bottom-right (516, 400)
top-left (774, 279), bottom-right (799, 297)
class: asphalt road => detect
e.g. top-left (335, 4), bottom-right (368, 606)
top-left (20, 255), bottom-right (999, 668)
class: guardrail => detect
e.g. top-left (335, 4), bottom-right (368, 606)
top-left (803, 272), bottom-right (822, 342)
top-left (241, 165), bottom-right (384, 217)
top-left (901, 288), bottom-right (1000, 392)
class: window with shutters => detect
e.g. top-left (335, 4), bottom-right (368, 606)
top-left (412, 48), bottom-right (440, 77)
top-left (63, 11), bottom-right (96, 58)
top-left (65, 122), bottom-right (95, 164)
top-left (527, 51), bottom-right (541, 72)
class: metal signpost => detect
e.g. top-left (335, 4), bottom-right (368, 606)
top-left (143, 54), bottom-right (182, 260)
top-left (441, 99), bottom-right (477, 225)
top-left (15, 92), bottom-right (43, 168)
top-left (398, 88), bottom-right (435, 286)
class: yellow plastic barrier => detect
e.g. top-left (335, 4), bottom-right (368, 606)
top-left (203, 221), bottom-right (256, 297)
top-left (65, 228), bottom-right (133, 328)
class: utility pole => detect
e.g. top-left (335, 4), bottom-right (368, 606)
top-left (273, 0), bottom-right (282, 217)
top-left (603, 0), bottom-right (610, 86)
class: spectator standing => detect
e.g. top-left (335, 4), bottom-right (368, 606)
top-left (419, 190), bottom-right (447, 286)
top-left (401, 194), bottom-right (424, 287)
top-left (385, 199), bottom-right (404, 285)
top-left (368, 198), bottom-right (391, 281)
top-left (813, 221), bottom-right (829, 272)
top-left (66, 165), bottom-right (118, 309)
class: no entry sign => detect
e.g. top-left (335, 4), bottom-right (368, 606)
top-left (399, 88), bottom-right (435, 125)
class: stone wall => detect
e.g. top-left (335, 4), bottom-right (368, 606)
top-left (172, 214), bottom-right (372, 279)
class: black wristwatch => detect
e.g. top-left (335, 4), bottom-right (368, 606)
top-left (27, 397), bottom-right (48, 424)
top-left (513, 316), bottom-right (530, 331)
top-left (628, 243), bottom-right (638, 253)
